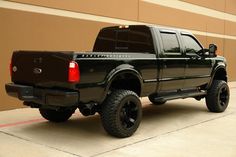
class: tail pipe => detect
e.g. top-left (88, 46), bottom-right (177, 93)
top-left (79, 103), bottom-right (98, 116)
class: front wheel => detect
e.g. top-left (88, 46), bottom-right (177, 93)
top-left (100, 90), bottom-right (142, 138)
top-left (39, 108), bottom-right (75, 122)
top-left (206, 80), bottom-right (230, 112)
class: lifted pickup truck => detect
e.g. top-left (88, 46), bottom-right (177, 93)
top-left (6, 25), bottom-right (230, 138)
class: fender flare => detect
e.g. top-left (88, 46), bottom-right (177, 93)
top-left (100, 64), bottom-right (143, 103)
top-left (207, 64), bottom-right (227, 89)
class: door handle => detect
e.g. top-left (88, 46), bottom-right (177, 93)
top-left (192, 56), bottom-right (196, 59)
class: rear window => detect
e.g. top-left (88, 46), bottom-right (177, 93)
top-left (93, 26), bottom-right (155, 53)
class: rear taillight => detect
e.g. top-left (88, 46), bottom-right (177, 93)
top-left (68, 61), bottom-right (80, 83)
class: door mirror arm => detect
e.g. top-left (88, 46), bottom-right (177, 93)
top-left (197, 44), bottom-right (217, 58)
top-left (196, 49), bottom-right (208, 57)
top-left (186, 52), bottom-right (201, 60)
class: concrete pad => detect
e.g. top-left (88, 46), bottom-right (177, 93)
top-left (229, 81), bottom-right (236, 88)
top-left (0, 132), bottom-right (78, 157)
top-left (0, 108), bottom-right (43, 124)
top-left (0, 84), bottom-right (235, 157)
top-left (97, 114), bottom-right (236, 157)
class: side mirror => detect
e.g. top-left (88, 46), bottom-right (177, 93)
top-left (209, 44), bottom-right (217, 57)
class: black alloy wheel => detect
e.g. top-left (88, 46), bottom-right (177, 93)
top-left (119, 99), bottom-right (139, 129)
top-left (206, 80), bottom-right (230, 112)
top-left (219, 86), bottom-right (229, 107)
top-left (100, 90), bottom-right (142, 138)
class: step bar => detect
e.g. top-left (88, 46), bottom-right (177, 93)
top-left (154, 89), bottom-right (206, 102)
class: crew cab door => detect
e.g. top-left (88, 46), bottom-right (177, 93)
top-left (158, 30), bottom-right (185, 91)
top-left (181, 34), bottom-right (212, 88)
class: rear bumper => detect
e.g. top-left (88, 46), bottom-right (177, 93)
top-left (5, 83), bottom-right (79, 107)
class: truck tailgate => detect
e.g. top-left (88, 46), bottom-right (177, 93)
top-left (11, 51), bottom-right (74, 88)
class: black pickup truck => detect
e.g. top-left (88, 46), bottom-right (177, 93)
top-left (5, 25), bottom-right (230, 138)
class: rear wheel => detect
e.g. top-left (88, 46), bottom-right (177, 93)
top-left (100, 90), bottom-right (142, 138)
top-left (39, 108), bottom-right (75, 122)
top-left (206, 80), bottom-right (230, 112)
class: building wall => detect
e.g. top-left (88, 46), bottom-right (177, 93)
top-left (0, 0), bottom-right (236, 110)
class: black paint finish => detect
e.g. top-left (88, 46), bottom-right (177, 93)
top-left (6, 25), bottom-right (227, 107)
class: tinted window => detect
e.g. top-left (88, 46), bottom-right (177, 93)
top-left (160, 32), bottom-right (180, 53)
top-left (93, 26), bottom-right (155, 53)
top-left (181, 35), bottom-right (202, 53)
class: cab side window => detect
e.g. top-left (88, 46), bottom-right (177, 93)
top-left (160, 32), bottom-right (180, 53)
top-left (181, 35), bottom-right (202, 54)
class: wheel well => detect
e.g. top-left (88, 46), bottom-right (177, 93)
top-left (213, 68), bottom-right (227, 82)
top-left (109, 73), bottom-right (141, 96)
